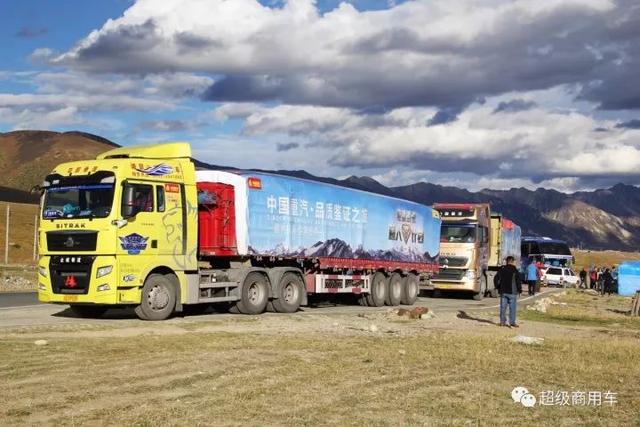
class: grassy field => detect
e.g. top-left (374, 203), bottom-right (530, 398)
top-left (1, 292), bottom-right (639, 426)
top-left (0, 201), bottom-right (39, 266)
top-left (573, 249), bottom-right (640, 270)
top-left (520, 291), bottom-right (640, 329)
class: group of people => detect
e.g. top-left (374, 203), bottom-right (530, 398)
top-left (494, 259), bottom-right (619, 328)
top-left (578, 266), bottom-right (617, 296)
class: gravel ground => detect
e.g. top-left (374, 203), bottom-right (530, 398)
top-left (0, 273), bottom-right (36, 293)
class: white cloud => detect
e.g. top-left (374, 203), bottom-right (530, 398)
top-left (212, 88), bottom-right (640, 184)
top-left (48, 0), bottom-right (632, 109)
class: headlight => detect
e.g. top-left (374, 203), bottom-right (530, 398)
top-left (97, 284), bottom-right (110, 292)
top-left (38, 266), bottom-right (48, 277)
top-left (96, 265), bottom-right (113, 278)
top-left (464, 270), bottom-right (476, 279)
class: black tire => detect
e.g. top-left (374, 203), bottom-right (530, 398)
top-left (386, 273), bottom-right (403, 306)
top-left (366, 272), bottom-right (388, 307)
top-left (472, 274), bottom-right (486, 301)
top-left (402, 273), bottom-right (419, 305)
top-left (69, 305), bottom-right (108, 318)
top-left (269, 272), bottom-right (304, 313)
top-left (233, 272), bottom-right (269, 315)
top-left (135, 274), bottom-right (177, 321)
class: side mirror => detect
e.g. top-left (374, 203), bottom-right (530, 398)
top-left (121, 184), bottom-right (140, 219)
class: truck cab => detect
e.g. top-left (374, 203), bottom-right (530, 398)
top-left (431, 203), bottom-right (490, 300)
top-left (37, 142), bottom-right (198, 319)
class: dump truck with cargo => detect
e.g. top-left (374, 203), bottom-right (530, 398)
top-left (36, 142), bottom-right (441, 320)
top-left (429, 203), bottom-right (520, 299)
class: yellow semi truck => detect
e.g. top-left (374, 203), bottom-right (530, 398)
top-left (37, 142), bottom-right (441, 320)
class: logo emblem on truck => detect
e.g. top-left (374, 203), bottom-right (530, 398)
top-left (134, 163), bottom-right (173, 176)
top-left (119, 233), bottom-right (149, 255)
top-left (65, 275), bottom-right (77, 288)
top-left (64, 237), bottom-right (76, 248)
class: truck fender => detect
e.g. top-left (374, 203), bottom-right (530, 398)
top-left (265, 267), bottom-right (307, 306)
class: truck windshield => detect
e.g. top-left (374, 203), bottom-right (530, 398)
top-left (440, 225), bottom-right (476, 243)
top-left (42, 173), bottom-right (115, 219)
top-left (538, 242), bottom-right (571, 256)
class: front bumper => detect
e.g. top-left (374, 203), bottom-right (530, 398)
top-left (431, 277), bottom-right (478, 292)
top-left (37, 255), bottom-right (141, 305)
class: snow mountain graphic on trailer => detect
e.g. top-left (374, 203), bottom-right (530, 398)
top-left (134, 163), bottom-right (174, 176)
top-left (248, 238), bottom-right (437, 263)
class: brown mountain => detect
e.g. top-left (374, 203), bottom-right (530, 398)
top-left (0, 130), bottom-right (119, 193)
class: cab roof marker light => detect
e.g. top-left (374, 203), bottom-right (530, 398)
top-left (100, 176), bottom-right (116, 184)
top-left (248, 177), bottom-right (262, 189)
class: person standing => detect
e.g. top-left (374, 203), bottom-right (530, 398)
top-left (494, 256), bottom-right (522, 328)
top-left (590, 268), bottom-right (597, 290)
top-left (579, 268), bottom-right (587, 289)
top-left (526, 262), bottom-right (538, 296)
top-left (601, 268), bottom-right (614, 296)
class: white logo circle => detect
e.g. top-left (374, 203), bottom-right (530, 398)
top-left (521, 393), bottom-right (537, 407)
top-left (511, 386), bottom-right (529, 403)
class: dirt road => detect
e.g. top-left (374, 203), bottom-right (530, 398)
top-left (0, 288), bottom-right (559, 328)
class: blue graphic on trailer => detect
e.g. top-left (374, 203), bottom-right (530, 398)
top-left (119, 233), bottom-right (149, 255)
top-left (242, 173), bottom-right (440, 263)
top-left (135, 163), bottom-right (174, 176)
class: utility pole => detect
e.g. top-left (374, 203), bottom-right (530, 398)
top-left (4, 205), bottom-right (9, 265)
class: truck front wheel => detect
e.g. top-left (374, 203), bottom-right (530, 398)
top-left (269, 272), bottom-right (303, 313)
top-left (472, 274), bottom-right (486, 301)
top-left (366, 272), bottom-right (388, 307)
top-left (233, 272), bottom-right (269, 314)
top-left (135, 274), bottom-right (177, 321)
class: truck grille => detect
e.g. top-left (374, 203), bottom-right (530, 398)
top-left (49, 256), bottom-right (96, 294)
top-left (433, 268), bottom-right (466, 281)
top-left (47, 231), bottom-right (98, 252)
top-left (439, 256), bottom-right (468, 268)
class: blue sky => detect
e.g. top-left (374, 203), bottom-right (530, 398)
top-left (1, 0), bottom-right (640, 192)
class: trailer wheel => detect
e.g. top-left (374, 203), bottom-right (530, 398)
top-left (270, 272), bottom-right (303, 313)
top-left (366, 272), bottom-right (387, 307)
top-left (233, 272), bottom-right (269, 315)
top-left (386, 273), bottom-right (403, 306)
top-left (69, 305), bottom-right (108, 318)
top-left (135, 274), bottom-right (177, 321)
top-left (401, 273), bottom-right (419, 305)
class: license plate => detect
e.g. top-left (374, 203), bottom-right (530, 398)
top-left (438, 285), bottom-right (452, 289)
top-left (63, 295), bottom-right (78, 302)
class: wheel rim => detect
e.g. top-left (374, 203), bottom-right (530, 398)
top-left (283, 282), bottom-right (298, 303)
top-left (147, 284), bottom-right (170, 311)
top-left (248, 282), bottom-right (263, 304)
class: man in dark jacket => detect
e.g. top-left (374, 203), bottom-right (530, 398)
top-left (494, 256), bottom-right (522, 327)
top-left (601, 268), bottom-right (614, 296)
